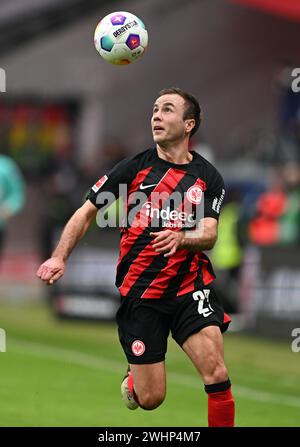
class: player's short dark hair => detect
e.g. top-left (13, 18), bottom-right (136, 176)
top-left (158, 87), bottom-right (202, 138)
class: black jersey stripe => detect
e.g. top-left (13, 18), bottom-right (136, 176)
top-left (159, 252), bottom-right (196, 299)
top-left (119, 167), bottom-right (180, 259)
top-left (116, 228), bottom-right (151, 287)
top-left (124, 253), bottom-right (170, 298)
top-left (128, 166), bottom-right (154, 196)
top-left (116, 167), bottom-right (188, 288)
top-left (117, 165), bottom-right (172, 285)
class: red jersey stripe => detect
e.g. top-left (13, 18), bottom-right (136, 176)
top-left (117, 168), bottom-right (187, 277)
top-left (119, 166), bottom-right (153, 236)
top-left (119, 241), bottom-right (154, 296)
top-left (140, 177), bottom-right (206, 299)
top-left (139, 179), bottom-right (196, 298)
top-left (176, 252), bottom-right (200, 296)
top-left (201, 256), bottom-right (215, 285)
top-left (141, 248), bottom-right (190, 299)
top-left (223, 313), bottom-right (231, 325)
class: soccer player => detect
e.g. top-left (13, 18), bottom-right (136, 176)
top-left (36, 88), bottom-right (235, 427)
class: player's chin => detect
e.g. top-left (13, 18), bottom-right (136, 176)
top-left (152, 134), bottom-right (166, 144)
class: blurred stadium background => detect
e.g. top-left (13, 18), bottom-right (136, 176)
top-left (0, 0), bottom-right (300, 426)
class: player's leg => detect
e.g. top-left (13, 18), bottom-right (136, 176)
top-left (182, 325), bottom-right (235, 426)
top-left (126, 361), bottom-right (166, 410)
top-left (183, 325), bottom-right (228, 384)
top-left (171, 287), bottom-right (234, 426)
top-left (117, 296), bottom-right (170, 411)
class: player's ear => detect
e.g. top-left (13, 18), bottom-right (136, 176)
top-left (185, 119), bottom-right (195, 135)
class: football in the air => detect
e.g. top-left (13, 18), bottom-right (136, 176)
top-left (94, 11), bottom-right (148, 65)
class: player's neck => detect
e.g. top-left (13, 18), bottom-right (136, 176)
top-left (156, 143), bottom-right (192, 165)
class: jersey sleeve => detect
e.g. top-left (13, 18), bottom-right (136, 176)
top-left (204, 168), bottom-right (225, 220)
top-left (86, 156), bottom-right (137, 210)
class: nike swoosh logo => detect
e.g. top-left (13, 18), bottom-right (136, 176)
top-left (139, 183), bottom-right (157, 190)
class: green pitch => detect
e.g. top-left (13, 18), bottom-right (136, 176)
top-left (0, 300), bottom-right (299, 426)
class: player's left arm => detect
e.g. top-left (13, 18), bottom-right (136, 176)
top-left (181, 217), bottom-right (218, 251)
top-left (150, 217), bottom-right (218, 257)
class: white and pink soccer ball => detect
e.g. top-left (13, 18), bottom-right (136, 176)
top-left (94, 11), bottom-right (148, 65)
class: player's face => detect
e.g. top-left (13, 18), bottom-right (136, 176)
top-left (151, 94), bottom-right (193, 145)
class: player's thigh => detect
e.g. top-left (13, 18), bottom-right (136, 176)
top-left (130, 361), bottom-right (166, 398)
top-left (116, 296), bottom-right (170, 365)
top-left (182, 325), bottom-right (228, 384)
top-left (171, 287), bottom-right (230, 383)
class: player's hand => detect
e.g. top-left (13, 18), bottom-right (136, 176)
top-left (36, 257), bottom-right (65, 285)
top-left (150, 230), bottom-right (184, 258)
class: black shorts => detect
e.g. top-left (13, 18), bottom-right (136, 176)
top-left (116, 287), bottom-right (231, 364)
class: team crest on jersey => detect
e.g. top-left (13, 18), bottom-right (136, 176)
top-left (131, 340), bottom-right (145, 356)
top-left (92, 175), bottom-right (108, 192)
top-left (187, 185), bottom-right (203, 205)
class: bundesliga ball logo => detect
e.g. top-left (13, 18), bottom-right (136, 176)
top-left (94, 11), bottom-right (148, 65)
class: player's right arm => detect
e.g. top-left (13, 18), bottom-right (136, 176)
top-left (37, 153), bottom-right (139, 285)
top-left (36, 200), bottom-right (98, 285)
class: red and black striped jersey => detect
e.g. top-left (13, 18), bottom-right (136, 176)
top-left (87, 148), bottom-right (225, 300)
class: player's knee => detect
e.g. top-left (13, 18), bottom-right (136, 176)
top-left (138, 390), bottom-right (165, 411)
top-left (203, 365), bottom-right (228, 385)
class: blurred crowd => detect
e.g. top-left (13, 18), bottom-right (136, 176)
top-left (211, 63), bottom-right (300, 313)
top-left (238, 63), bottom-right (300, 248)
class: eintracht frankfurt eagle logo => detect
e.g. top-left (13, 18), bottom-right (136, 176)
top-left (131, 340), bottom-right (145, 356)
top-left (187, 185), bottom-right (203, 205)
